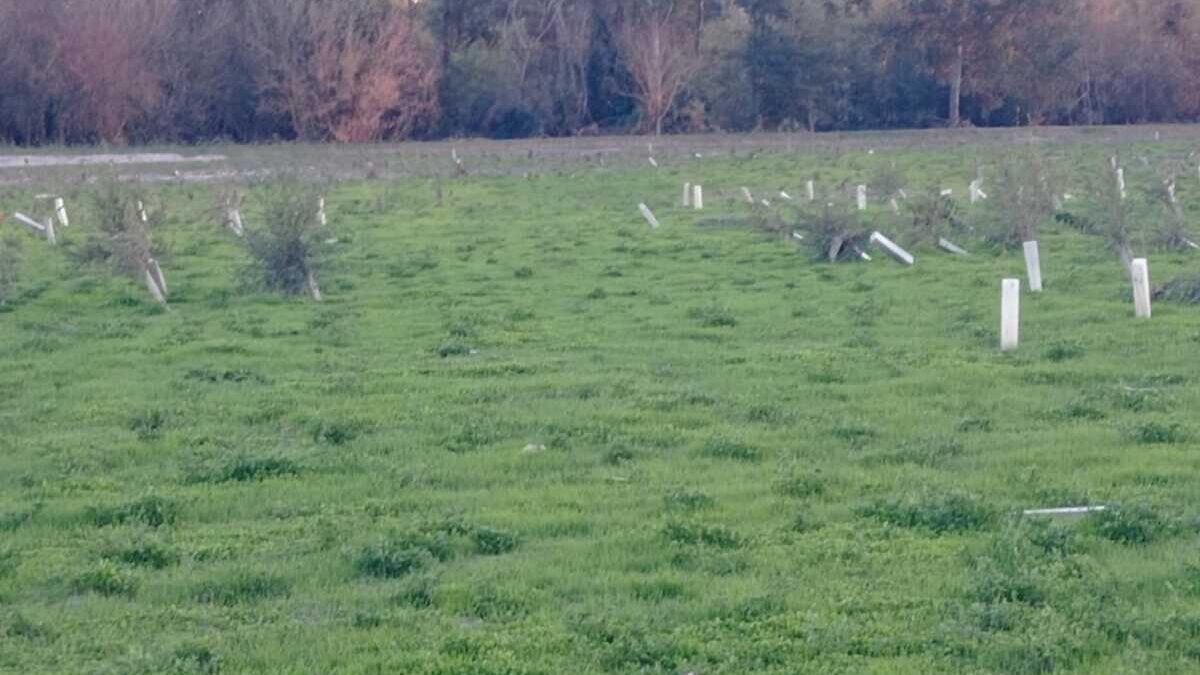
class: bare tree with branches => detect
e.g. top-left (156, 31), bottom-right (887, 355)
top-left (616, 3), bottom-right (700, 136)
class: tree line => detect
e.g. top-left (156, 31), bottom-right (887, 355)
top-left (1, 0), bottom-right (1197, 146)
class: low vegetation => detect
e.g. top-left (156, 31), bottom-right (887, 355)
top-left (1, 133), bottom-right (1198, 673)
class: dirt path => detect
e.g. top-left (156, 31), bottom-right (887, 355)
top-left (0, 153), bottom-right (225, 169)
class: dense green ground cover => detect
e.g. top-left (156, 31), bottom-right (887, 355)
top-left (2, 134), bottom-right (1199, 673)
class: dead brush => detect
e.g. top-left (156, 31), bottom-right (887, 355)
top-left (793, 204), bottom-right (870, 262)
top-left (1153, 274), bottom-right (1200, 304)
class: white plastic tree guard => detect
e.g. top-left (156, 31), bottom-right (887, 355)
top-left (1001, 279), bottom-right (1020, 351)
top-left (1023, 241), bottom-right (1043, 292)
top-left (1131, 258), bottom-right (1152, 319)
top-left (638, 203), bottom-right (660, 229)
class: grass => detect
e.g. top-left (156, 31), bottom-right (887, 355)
top-left (1, 130), bottom-right (1200, 673)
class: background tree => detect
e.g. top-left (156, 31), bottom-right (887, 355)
top-left (249, 0), bottom-right (440, 142)
top-left (1, 0), bottom-right (1200, 144)
top-left (615, 2), bottom-right (702, 135)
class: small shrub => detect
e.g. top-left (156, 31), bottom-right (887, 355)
top-left (871, 436), bottom-right (965, 466)
top-left (970, 563), bottom-right (1045, 606)
top-left (1155, 274), bottom-right (1200, 305)
top-left (1124, 421), bottom-right (1187, 445)
top-left (170, 643), bottom-right (221, 675)
top-left (956, 417), bottom-right (993, 433)
top-left (71, 181), bottom-right (167, 300)
top-left (663, 521), bottom-right (741, 549)
top-left (664, 488), bottom-right (715, 511)
top-left (773, 472), bottom-right (825, 499)
top-left (1055, 401), bottom-right (1106, 421)
top-left (311, 418), bottom-right (370, 445)
top-left (699, 438), bottom-right (761, 462)
top-left (831, 424), bottom-right (876, 442)
top-left (355, 543), bottom-right (435, 579)
top-left (387, 251), bottom-right (439, 279)
top-left (104, 540), bottom-right (178, 569)
top-left (586, 287), bottom-right (608, 300)
top-left (465, 584), bottom-right (527, 620)
top-left (72, 561), bottom-right (137, 597)
top-left (445, 421), bottom-right (500, 453)
top-left (0, 234), bottom-right (22, 308)
top-left (0, 506), bottom-right (38, 532)
top-left (686, 304), bottom-right (737, 327)
top-left (89, 496), bottom-right (179, 529)
top-left (186, 456), bottom-right (300, 484)
top-left (185, 367), bottom-right (267, 384)
top-left (193, 572), bottom-right (291, 605)
top-left (1043, 341), bottom-right (1085, 362)
top-left (391, 572), bottom-right (439, 609)
top-left (1149, 174), bottom-right (1197, 251)
top-left (860, 491), bottom-right (993, 534)
top-left (1088, 505), bottom-right (1166, 545)
top-left (604, 447), bottom-right (636, 465)
top-left (436, 342), bottom-right (472, 358)
top-left (128, 408), bottom-right (169, 440)
top-left (513, 266), bottom-right (534, 279)
top-left (242, 183), bottom-right (330, 298)
top-left (4, 612), bottom-right (49, 641)
top-left (902, 187), bottom-right (964, 245)
top-left (471, 526), bottom-right (520, 556)
top-left (982, 152), bottom-right (1058, 248)
top-left (221, 456), bottom-right (300, 483)
top-left (631, 578), bottom-right (687, 602)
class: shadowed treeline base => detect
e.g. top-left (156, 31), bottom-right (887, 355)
top-left (0, 0), bottom-right (1198, 146)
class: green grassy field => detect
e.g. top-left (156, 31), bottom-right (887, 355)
top-left (2, 132), bottom-right (1200, 674)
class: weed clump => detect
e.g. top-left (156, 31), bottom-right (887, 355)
top-left (391, 572), bottom-right (439, 609)
top-left (311, 418), bottom-right (371, 445)
top-left (437, 342), bottom-right (472, 358)
top-left (88, 496), bottom-right (179, 529)
top-left (664, 488), bottom-right (715, 511)
top-left (3, 613), bottom-right (50, 641)
top-left (1043, 341), bottom-right (1085, 362)
top-left (470, 526), bottom-right (519, 555)
top-left (128, 409), bottom-right (169, 440)
top-left (1124, 421), bottom-right (1187, 445)
top-left (860, 491), bottom-right (993, 534)
top-left (72, 562), bottom-right (137, 597)
top-left (355, 543), bottom-right (435, 579)
top-left (663, 521), bottom-right (741, 549)
top-left (686, 304), bottom-right (736, 327)
top-left (698, 438), bottom-right (761, 462)
top-left (1087, 505), bottom-right (1167, 545)
top-left (1155, 274), bottom-right (1200, 305)
top-left (355, 527), bottom-right (462, 579)
top-left (193, 572), bottom-right (291, 605)
top-left (773, 471), bottom-right (825, 499)
top-left (187, 456), bottom-right (300, 484)
top-left (103, 540), bottom-right (178, 570)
